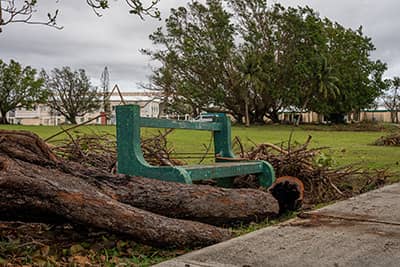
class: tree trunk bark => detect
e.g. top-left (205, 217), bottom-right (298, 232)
top-left (244, 100), bottom-right (250, 127)
top-left (0, 131), bottom-right (233, 248)
top-left (0, 157), bottom-right (231, 248)
top-left (296, 98), bottom-right (310, 126)
top-left (68, 116), bottom-right (77, 124)
top-left (0, 130), bottom-right (282, 247)
top-left (266, 110), bottom-right (280, 124)
top-left (0, 110), bottom-right (8, 124)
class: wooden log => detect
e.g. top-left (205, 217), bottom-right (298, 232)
top-left (97, 174), bottom-right (279, 226)
top-left (0, 130), bottom-right (285, 249)
top-left (0, 155), bottom-right (232, 248)
top-left (0, 130), bottom-right (280, 226)
top-left (0, 130), bottom-right (232, 248)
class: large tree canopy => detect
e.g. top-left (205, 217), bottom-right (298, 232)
top-left (0, 59), bottom-right (47, 124)
top-left (145, 0), bottom-right (387, 124)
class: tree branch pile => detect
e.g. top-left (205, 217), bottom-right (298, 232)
top-left (49, 130), bottom-right (389, 205)
top-left (0, 130), bottom-right (283, 249)
top-left (234, 136), bottom-right (391, 204)
top-left (52, 129), bottom-right (184, 172)
top-left (374, 132), bottom-right (400, 146)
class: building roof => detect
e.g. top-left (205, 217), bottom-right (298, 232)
top-left (109, 95), bottom-right (161, 102)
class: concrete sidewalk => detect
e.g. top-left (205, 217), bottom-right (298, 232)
top-left (156, 183), bottom-right (400, 267)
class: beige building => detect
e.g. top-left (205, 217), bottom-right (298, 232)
top-left (278, 111), bottom-right (321, 124)
top-left (278, 107), bottom-right (399, 124)
top-left (355, 109), bottom-right (400, 123)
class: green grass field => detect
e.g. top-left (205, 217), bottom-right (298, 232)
top-left (1, 124), bottom-right (399, 173)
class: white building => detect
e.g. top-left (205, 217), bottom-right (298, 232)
top-left (7, 105), bottom-right (63, 125)
top-left (6, 88), bottom-right (161, 125)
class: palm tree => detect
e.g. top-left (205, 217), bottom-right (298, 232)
top-left (296, 56), bottom-right (340, 125)
top-left (316, 56), bottom-right (340, 99)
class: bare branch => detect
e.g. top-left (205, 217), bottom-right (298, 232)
top-left (0, 0), bottom-right (160, 32)
top-left (0, 0), bottom-right (62, 32)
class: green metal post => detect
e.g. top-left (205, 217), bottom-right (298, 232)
top-left (213, 114), bottom-right (235, 159)
top-left (116, 105), bottom-right (147, 173)
top-left (116, 105), bottom-right (192, 184)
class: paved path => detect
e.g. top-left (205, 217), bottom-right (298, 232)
top-left (156, 183), bottom-right (400, 267)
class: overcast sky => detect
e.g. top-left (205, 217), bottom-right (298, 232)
top-left (1, 0), bottom-right (400, 91)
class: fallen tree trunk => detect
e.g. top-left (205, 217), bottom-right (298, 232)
top-left (0, 130), bottom-right (282, 247)
top-left (74, 166), bottom-right (279, 226)
top-left (0, 154), bottom-right (232, 248)
top-left (0, 130), bottom-right (280, 226)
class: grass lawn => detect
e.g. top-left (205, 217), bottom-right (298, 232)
top-left (1, 123), bottom-right (399, 266)
top-left (1, 123), bottom-right (399, 173)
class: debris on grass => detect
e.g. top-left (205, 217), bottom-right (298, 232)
top-left (0, 221), bottom-right (182, 266)
top-left (233, 136), bottom-right (391, 204)
top-left (1, 130), bottom-right (394, 266)
top-left (374, 132), bottom-right (400, 146)
top-left (51, 129), bottom-right (184, 172)
top-left (300, 121), bottom-right (396, 132)
top-left (51, 131), bottom-right (391, 205)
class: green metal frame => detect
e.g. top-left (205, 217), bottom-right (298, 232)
top-left (116, 104), bottom-right (275, 188)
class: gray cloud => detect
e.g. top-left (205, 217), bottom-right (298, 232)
top-left (1, 0), bottom-right (400, 91)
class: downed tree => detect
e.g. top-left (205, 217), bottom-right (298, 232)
top-left (0, 133), bottom-right (231, 248)
top-left (50, 130), bottom-right (284, 225)
top-left (0, 130), bottom-right (281, 248)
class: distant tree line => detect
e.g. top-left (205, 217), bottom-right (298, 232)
top-left (0, 59), bottom-right (102, 124)
top-left (144, 0), bottom-right (388, 125)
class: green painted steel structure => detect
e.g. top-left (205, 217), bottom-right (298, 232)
top-left (116, 105), bottom-right (275, 187)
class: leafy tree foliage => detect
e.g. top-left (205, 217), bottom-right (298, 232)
top-left (42, 67), bottom-right (100, 124)
top-left (313, 22), bottom-right (387, 120)
top-left (145, 0), bottom-right (387, 124)
top-left (0, 59), bottom-right (46, 124)
top-left (143, 0), bottom-right (241, 119)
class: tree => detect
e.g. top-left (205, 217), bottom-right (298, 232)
top-left (42, 67), bottom-right (100, 124)
top-left (0, 0), bottom-right (160, 32)
top-left (143, 0), bottom-right (243, 120)
top-left (314, 22), bottom-right (387, 121)
top-left (230, 1), bottom-right (288, 124)
top-left (231, 2), bottom-right (327, 124)
top-left (0, 59), bottom-right (47, 124)
top-left (382, 77), bottom-right (400, 123)
top-left (146, 0), bottom-right (386, 125)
